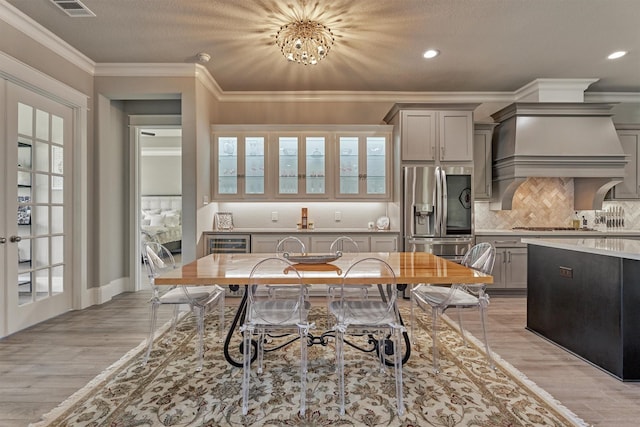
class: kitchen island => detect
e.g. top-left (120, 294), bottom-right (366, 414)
top-left (523, 237), bottom-right (640, 381)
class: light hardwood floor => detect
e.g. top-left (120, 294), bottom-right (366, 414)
top-left (1, 292), bottom-right (639, 426)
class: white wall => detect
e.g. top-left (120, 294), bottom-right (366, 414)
top-left (141, 155), bottom-right (181, 195)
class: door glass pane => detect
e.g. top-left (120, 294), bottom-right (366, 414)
top-left (51, 236), bottom-right (64, 265)
top-left (35, 109), bottom-right (50, 141)
top-left (52, 177), bottom-right (64, 202)
top-left (35, 268), bottom-right (50, 301)
top-left (339, 136), bottom-right (359, 194)
top-left (35, 173), bottom-right (49, 203)
top-left (34, 237), bottom-right (49, 269)
top-left (35, 141), bottom-right (49, 172)
top-left (366, 137), bottom-right (386, 194)
top-left (18, 139), bottom-right (32, 169)
top-left (51, 265), bottom-right (64, 296)
top-left (33, 206), bottom-right (49, 237)
top-left (51, 115), bottom-right (64, 144)
top-left (51, 206), bottom-right (64, 234)
top-left (218, 137), bottom-right (237, 194)
top-left (18, 103), bottom-right (33, 136)
top-left (279, 136), bottom-right (298, 194)
top-left (305, 136), bottom-right (325, 194)
top-left (245, 136), bottom-right (264, 195)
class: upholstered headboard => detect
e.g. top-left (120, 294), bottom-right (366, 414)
top-left (141, 195), bottom-right (181, 211)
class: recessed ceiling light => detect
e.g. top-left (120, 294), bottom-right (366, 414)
top-left (423, 49), bottom-right (440, 59)
top-left (607, 51), bottom-right (627, 59)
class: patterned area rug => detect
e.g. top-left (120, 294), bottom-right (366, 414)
top-left (32, 306), bottom-right (588, 426)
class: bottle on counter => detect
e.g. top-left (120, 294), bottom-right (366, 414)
top-left (301, 207), bottom-right (308, 230)
top-left (582, 215), bottom-right (588, 229)
top-left (572, 211), bottom-right (580, 230)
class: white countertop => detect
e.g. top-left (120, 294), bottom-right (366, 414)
top-left (206, 228), bottom-right (400, 234)
top-left (521, 237), bottom-right (640, 260)
top-left (476, 229), bottom-right (640, 237)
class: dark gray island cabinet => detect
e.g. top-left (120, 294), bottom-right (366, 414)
top-left (523, 238), bottom-right (640, 381)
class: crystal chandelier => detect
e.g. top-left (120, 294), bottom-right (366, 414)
top-left (275, 20), bottom-right (335, 65)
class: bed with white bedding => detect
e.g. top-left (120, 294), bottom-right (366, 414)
top-left (141, 195), bottom-right (182, 253)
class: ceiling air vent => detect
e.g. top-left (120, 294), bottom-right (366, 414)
top-left (50, 0), bottom-right (96, 17)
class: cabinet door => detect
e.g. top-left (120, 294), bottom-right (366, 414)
top-left (473, 127), bottom-right (493, 199)
top-left (612, 132), bottom-right (639, 199)
top-left (251, 234), bottom-right (312, 254)
top-left (214, 135), bottom-right (240, 198)
top-left (401, 110), bottom-right (436, 161)
top-left (311, 235), bottom-right (370, 252)
top-left (303, 135), bottom-right (329, 197)
top-left (244, 136), bottom-right (266, 196)
top-left (277, 135), bottom-right (300, 196)
top-left (213, 134), bottom-right (267, 199)
top-left (439, 111), bottom-right (473, 162)
top-left (336, 134), bottom-right (391, 199)
top-left (492, 249), bottom-right (506, 289)
top-left (505, 247), bottom-right (527, 288)
top-left (370, 235), bottom-right (398, 252)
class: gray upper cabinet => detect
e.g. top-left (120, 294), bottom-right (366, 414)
top-left (611, 127), bottom-right (640, 199)
top-left (473, 123), bottom-right (496, 200)
top-left (384, 104), bottom-right (476, 163)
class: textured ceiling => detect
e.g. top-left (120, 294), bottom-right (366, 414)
top-left (6, 0), bottom-right (640, 93)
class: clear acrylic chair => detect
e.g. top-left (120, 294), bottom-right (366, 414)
top-left (241, 257), bottom-right (314, 416)
top-left (411, 242), bottom-right (496, 373)
top-left (326, 236), bottom-right (370, 324)
top-left (269, 236), bottom-right (309, 298)
top-left (141, 242), bottom-right (225, 372)
top-left (328, 257), bottom-right (404, 417)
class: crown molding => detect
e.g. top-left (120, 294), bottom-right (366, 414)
top-left (94, 63), bottom-right (199, 77)
top-left (514, 78), bottom-right (599, 102)
top-left (0, 0), bottom-right (95, 75)
top-left (214, 90), bottom-right (516, 104)
top-left (585, 92), bottom-right (640, 103)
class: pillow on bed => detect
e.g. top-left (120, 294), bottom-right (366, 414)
top-left (164, 214), bottom-right (180, 227)
top-left (149, 214), bottom-right (165, 226)
top-left (142, 209), bottom-right (161, 219)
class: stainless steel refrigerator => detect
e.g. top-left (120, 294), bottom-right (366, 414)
top-left (403, 165), bottom-right (473, 262)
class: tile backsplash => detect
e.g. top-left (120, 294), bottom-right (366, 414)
top-left (474, 177), bottom-right (640, 230)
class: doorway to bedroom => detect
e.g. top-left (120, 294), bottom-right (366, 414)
top-left (138, 127), bottom-right (182, 289)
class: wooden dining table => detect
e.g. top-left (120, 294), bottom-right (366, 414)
top-left (154, 251), bottom-right (493, 366)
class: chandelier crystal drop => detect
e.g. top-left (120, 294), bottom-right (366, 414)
top-left (275, 20), bottom-right (335, 65)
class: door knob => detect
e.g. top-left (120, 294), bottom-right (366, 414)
top-left (0, 237), bottom-right (6, 244)
top-left (10, 236), bottom-right (22, 242)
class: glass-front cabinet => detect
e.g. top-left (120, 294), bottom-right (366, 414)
top-left (212, 125), bottom-right (391, 201)
top-left (336, 134), bottom-right (390, 199)
top-left (214, 134), bottom-right (267, 199)
top-left (278, 133), bottom-right (329, 198)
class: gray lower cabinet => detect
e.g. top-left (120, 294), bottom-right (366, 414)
top-left (475, 236), bottom-right (527, 290)
top-left (250, 234), bottom-right (312, 254)
top-left (249, 232), bottom-right (399, 254)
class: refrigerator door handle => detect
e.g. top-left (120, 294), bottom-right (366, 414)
top-left (434, 166), bottom-right (443, 236)
top-left (440, 168), bottom-right (448, 236)
top-left (405, 167), bottom-right (416, 238)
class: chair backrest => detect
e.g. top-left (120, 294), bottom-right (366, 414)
top-left (247, 257), bottom-right (306, 326)
top-left (142, 242), bottom-right (176, 283)
top-left (337, 257), bottom-right (397, 325)
top-left (275, 236), bottom-right (306, 256)
top-left (330, 236), bottom-right (360, 255)
top-left (461, 242), bottom-right (496, 275)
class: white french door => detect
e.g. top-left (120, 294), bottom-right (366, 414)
top-left (1, 81), bottom-right (73, 336)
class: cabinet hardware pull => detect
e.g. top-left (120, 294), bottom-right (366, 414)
top-left (495, 240), bottom-right (518, 244)
top-left (0, 237), bottom-right (6, 244)
top-left (10, 236), bottom-right (21, 242)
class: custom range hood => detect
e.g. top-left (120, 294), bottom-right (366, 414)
top-left (490, 101), bottom-right (627, 211)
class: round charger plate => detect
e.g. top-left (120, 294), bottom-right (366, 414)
top-left (283, 253), bottom-right (341, 264)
